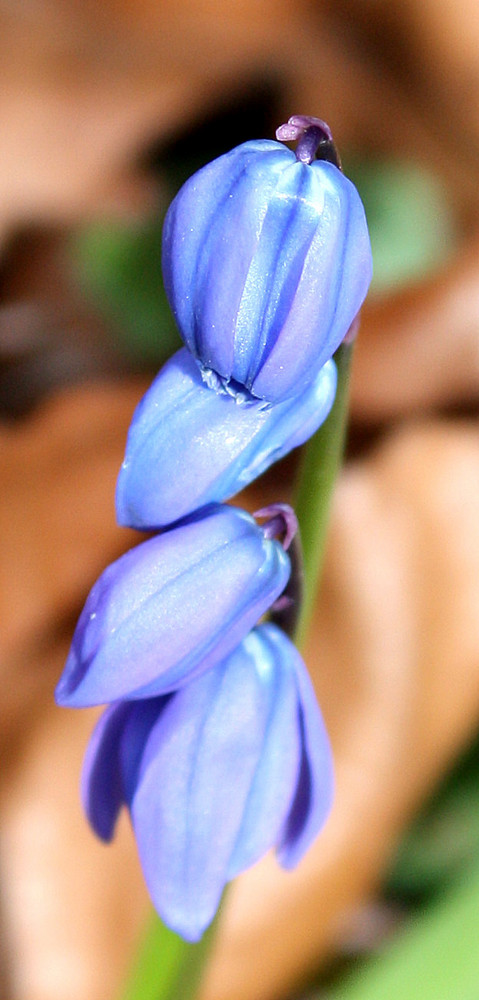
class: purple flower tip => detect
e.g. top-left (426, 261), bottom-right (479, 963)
top-left (254, 503), bottom-right (298, 551)
top-left (276, 115), bottom-right (339, 167)
top-left (276, 114), bottom-right (333, 146)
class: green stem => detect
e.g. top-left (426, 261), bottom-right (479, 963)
top-left (118, 904), bottom-right (222, 1000)
top-left (293, 341), bottom-right (354, 648)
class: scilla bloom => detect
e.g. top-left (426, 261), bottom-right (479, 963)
top-left (55, 503), bottom-right (291, 707)
top-left (116, 346), bottom-right (336, 529)
top-left (81, 623), bottom-right (334, 941)
top-left (162, 117), bottom-right (372, 403)
top-left (56, 116), bottom-right (363, 948)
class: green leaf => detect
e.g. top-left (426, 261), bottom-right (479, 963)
top-left (346, 159), bottom-right (457, 294)
top-left (70, 218), bottom-right (181, 365)
top-left (324, 856), bottom-right (479, 1000)
top-left (387, 739), bottom-right (479, 899)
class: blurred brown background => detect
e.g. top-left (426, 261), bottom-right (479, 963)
top-left (1, 2), bottom-right (479, 999)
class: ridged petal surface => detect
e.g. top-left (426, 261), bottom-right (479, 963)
top-left (80, 625), bottom-right (334, 941)
top-left (55, 505), bottom-right (290, 707)
top-left (116, 347), bottom-right (336, 529)
top-left (162, 139), bottom-right (372, 402)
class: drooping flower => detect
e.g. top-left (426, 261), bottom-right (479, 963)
top-left (55, 116), bottom-right (361, 949)
top-left (116, 346), bottom-right (336, 529)
top-left (55, 503), bottom-right (292, 707)
top-left (162, 128), bottom-right (372, 403)
top-left (81, 623), bottom-right (334, 941)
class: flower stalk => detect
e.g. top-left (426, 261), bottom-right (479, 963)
top-left (293, 339), bottom-right (354, 649)
top-left (119, 905), bottom-right (222, 1000)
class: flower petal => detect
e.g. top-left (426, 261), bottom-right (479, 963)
top-left (162, 140), bottom-right (288, 377)
top-left (81, 701), bottom-right (131, 841)
top-left (116, 347), bottom-right (337, 529)
top-left (129, 637), bottom-right (275, 940)
top-left (81, 698), bottom-right (168, 840)
top-left (162, 139), bottom-right (371, 402)
top-left (277, 648), bottom-right (334, 868)
top-left (226, 625), bottom-right (302, 878)
top-left (250, 163), bottom-right (371, 401)
top-left (55, 504), bottom-right (290, 707)
top-left (80, 624), bottom-right (334, 940)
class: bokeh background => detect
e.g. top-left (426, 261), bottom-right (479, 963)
top-left (1, 2), bottom-right (479, 998)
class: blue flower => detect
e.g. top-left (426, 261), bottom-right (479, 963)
top-left (81, 623), bottom-right (334, 941)
top-left (55, 504), bottom-right (291, 707)
top-left (116, 347), bottom-right (336, 529)
top-left (162, 138), bottom-right (372, 403)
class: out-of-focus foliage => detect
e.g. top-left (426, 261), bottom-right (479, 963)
top-left (71, 218), bottom-right (180, 366)
top-left (347, 160), bottom-right (457, 294)
top-left (301, 734), bottom-right (479, 1000)
top-left (387, 736), bottom-right (479, 902)
top-left (324, 856), bottom-right (479, 1000)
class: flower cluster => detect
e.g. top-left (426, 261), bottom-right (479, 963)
top-left (56, 116), bottom-right (372, 941)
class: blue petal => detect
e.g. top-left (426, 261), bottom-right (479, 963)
top-left (80, 625), bottom-right (334, 940)
top-left (116, 347), bottom-right (337, 529)
top-left (162, 140), bottom-right (289, 375)
top-left (55, 504), bottom-right (290, 707)
top-left (81, 701), bottom-right (131, 841)
top-left (226, 625), bottom-right (302, 879)
top-left (129, 637), bottom-right (276, 941)
top-left (277, 647), bottom-right (334, 868)
top-left (162, 139), bottom-right (372, 403)
top-left (250, 163), bottom-right (371, 401)
top-left (81, 699), bottom-right (165, 840)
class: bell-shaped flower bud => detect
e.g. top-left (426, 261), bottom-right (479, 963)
top-left (162, 137), bottom-right (372, 403)
top-left (81, 623), bottom-right (334, 941)
top-left (55, 504), bottom-right (291, 708)
top-left (116, 346), bottom-right (336, 529)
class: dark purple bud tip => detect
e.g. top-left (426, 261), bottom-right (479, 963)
top-left (255, 503), bottom-right (298, 551)
top-left (276, 115), bottom-right (341, 169)
top-left (267, 525), bottom-right (304, 638)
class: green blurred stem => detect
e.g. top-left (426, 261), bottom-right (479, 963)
top-left (293, 341), bottom-right (354, 648)
top-left (119, 904), bottom-right (222, 1000)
